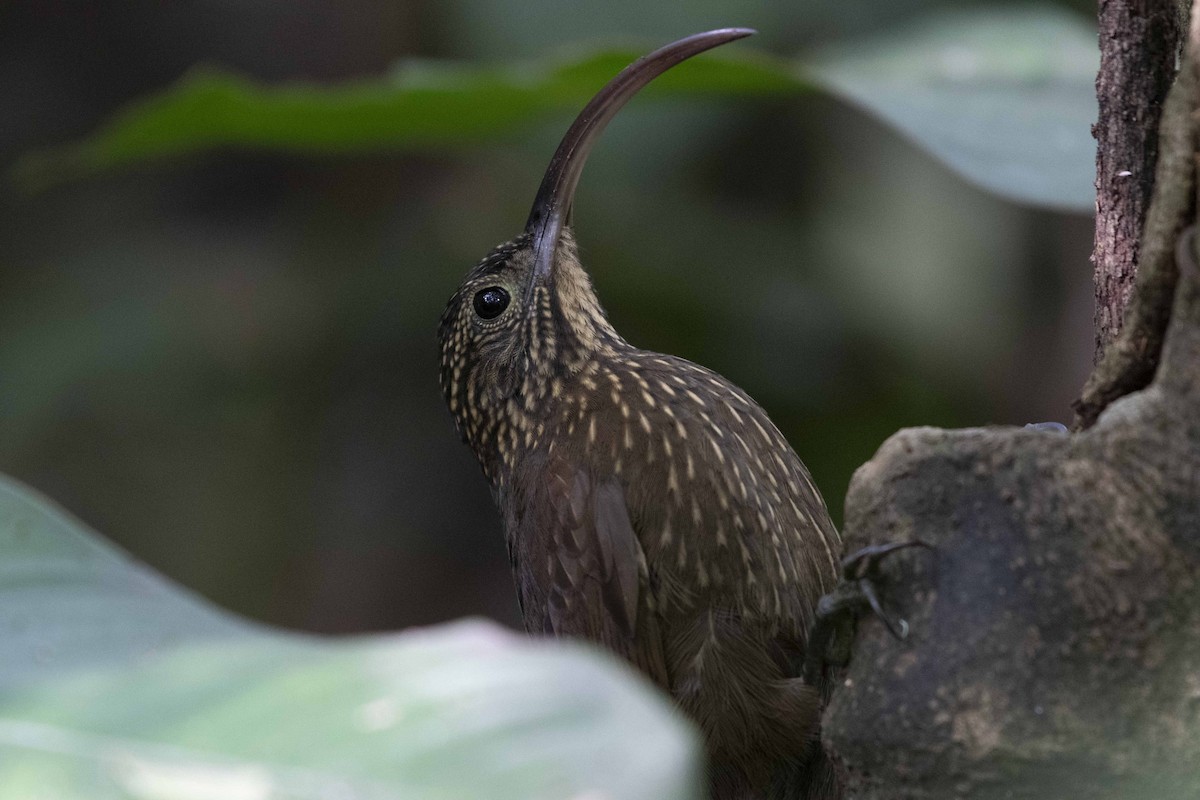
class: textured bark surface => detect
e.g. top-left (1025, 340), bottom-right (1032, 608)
top-left (824, 245), bottom-right (1200, 798)
top-left (1075, 58), bottom-right (1197, 429)
top-left (1091, 0), bottom-right (1181, 361)
top-left (1075, 1), bottom-right (1192, 428)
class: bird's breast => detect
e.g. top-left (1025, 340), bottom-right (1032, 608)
top-left (505, 350), bottom-right (841, 630)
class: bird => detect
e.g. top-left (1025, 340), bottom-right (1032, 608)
top-left (438, 29), bottom-right (844, 800)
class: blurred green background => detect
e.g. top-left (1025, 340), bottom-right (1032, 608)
top-left (0, 0), bottom-right (1095, 634)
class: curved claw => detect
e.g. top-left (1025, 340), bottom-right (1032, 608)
top-left (841, 539), bottom-right (933, 580)
top-left (803, 539), bottom-right (932, 682)
top-left (859, 578), bottom-right (910, 641)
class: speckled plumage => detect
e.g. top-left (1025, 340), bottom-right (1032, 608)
top-left (439, 229), bottom-right (843, 799)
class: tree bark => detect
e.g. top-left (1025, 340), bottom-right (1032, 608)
top-left (1092, 0), bottom-right (1182, 361)
top-left (1074, 0), bottom-right (1190, 428)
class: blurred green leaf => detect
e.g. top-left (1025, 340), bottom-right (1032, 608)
top-left (805, 6), bottom-right (1098, 211)
top-left (0, 475), bottom-right (700, 799)
top-left (11, 50), bottom-right (796, 191)
top-left (13, 6), bottom-right (1097, 209)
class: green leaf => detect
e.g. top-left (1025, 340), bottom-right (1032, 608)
top-left (12, 6), bottom-right (1097, 210)
top-left (11, 50), bottom-right (797, 191)
top-left (0, 475), bottom-right (701, 799)
top-left (804, 6), bottom-right (1098, 211)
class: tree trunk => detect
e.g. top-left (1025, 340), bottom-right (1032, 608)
top-left (1074, 0), bottom-right (1190, 428)
top-left (1092, 0), bottom-right (1182, 361)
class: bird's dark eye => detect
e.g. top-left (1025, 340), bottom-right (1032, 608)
top-left (472, 286), bottom-right (510, 320)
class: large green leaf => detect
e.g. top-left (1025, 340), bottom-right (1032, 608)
top-left (0, 475), bottom-right (701, 799)
top-left (12, 7), bottom-right (1097, 210)
top-left (805, 6), bottom-right (1098, 211)
top-left (9, 51), bottom-right (796, 191)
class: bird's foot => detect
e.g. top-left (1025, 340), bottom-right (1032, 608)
top-left (824, 540), bottom-right (933, 639)
top-left (803, 540), bottom-right (933, 684)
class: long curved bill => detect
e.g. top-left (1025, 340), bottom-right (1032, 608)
top-left (525, 28), bottom-right (756, 281)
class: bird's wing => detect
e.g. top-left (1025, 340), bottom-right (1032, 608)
top-left (513, 458), bottom-right (670, 687)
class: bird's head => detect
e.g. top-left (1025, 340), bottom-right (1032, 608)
top-left (438, 28), bottom-right (755, 453)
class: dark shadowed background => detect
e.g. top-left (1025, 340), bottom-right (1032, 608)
top-left (0, 0), bottom-right (1094, 633)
